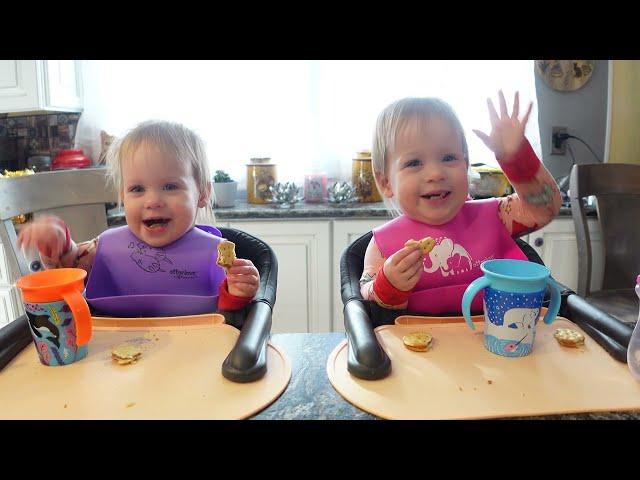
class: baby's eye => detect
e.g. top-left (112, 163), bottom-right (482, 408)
top-left (442, 154), bottom-right (459, 162)
top-left (128, 185), bottom-right (144, 193)
top-left (404, 158), bottom-right (422, 168)
top-left (163, 183), bottom-right (179, 191)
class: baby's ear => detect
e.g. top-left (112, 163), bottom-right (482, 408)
top-left (198, 181), bottom-right (212, 208)
top-left (375, 171), bottom-right (394, 198)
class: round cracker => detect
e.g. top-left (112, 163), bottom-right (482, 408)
top-left (403, 332), bottom-right (433, 351)
top-left (553, 328), bottom-right (585, 348)
top-left (111, 344), bottom-right (142, 360)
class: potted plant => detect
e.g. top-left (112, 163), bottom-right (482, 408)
top-left (212, 170), bottom-right (237, 208)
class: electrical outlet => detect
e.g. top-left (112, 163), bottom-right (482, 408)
top-left (551, 126), bottom-right (568, 155)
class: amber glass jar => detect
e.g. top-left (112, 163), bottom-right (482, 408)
top-left (246, 158), bottom-right (277, 204)
top-left (352, 150), bottom-right (382, 203)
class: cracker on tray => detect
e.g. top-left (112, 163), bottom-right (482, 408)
top-left (402, 332), bottom-right (433, 352)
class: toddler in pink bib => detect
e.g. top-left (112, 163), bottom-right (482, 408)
top-left (360, 92), bottom-right (561, 315)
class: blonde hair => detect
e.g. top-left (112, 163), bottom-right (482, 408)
top-left (106, 120), bottom-right (215, 225)
top-left (371, 97), bottom-right (469, 215)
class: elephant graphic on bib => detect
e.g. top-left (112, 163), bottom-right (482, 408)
top-left (423, 237), bottom-right (473, 277)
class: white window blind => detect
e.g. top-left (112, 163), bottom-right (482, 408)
top-left (76, 60), bottom-right (540, 190)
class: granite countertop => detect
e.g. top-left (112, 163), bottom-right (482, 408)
top-left (252, 333), bottom-right (640, 420)
top-left (107, 201), bottom-right (589, 224)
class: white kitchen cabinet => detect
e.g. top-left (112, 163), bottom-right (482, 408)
top-left (0, 60), bottom-right (82, 113)
top-left (229, 220), bottom-right (331, 333)
top-left (332, 218), bottom-right (388, 331)
top-left (527, 217), bottom-right (604, 293)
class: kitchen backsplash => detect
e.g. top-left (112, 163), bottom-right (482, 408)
top-left (0, 112), bottom-right (81, 170)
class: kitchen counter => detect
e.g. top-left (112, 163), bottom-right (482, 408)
top-left (252, 333), bottom-right (640, 420)
top-left (107, 201), bottom-right (592, 225)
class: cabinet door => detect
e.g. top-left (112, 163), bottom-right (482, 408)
top-left (528, 218), bottom-right (604, 292)
top-left (229, 221), bottom-right (331, 333)
top-left (0, 60), bottom-right (40, 113)
top-left (332, 218), bottom-right (388, 331)
top-left (43, 60), bottom-right (82, 111)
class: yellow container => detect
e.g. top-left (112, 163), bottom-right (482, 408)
top-left (247, 158), bottom-right (277, 204)
top-left (352, 150), bottom-right (382, 203)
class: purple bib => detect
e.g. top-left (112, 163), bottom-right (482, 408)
top-left (374, 199), bottom-right (527, 314)
top-left (85, 225), bottom-right (227, 317)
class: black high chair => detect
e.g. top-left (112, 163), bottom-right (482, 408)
top-left (340, 231), bottom-right (635, 380)
top-left (0, 227), bottom-right (278, 384)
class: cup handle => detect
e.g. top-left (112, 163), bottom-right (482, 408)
top-left (542, 277), bottom-right (561, 325)
top-left (62, 289), bottom-right (92, 346)
top-left (461, 276), bottom-right (490, 331)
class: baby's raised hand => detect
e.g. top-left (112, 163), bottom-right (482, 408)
top-left (17, 215), bottom-right (68, 261)
top-left (226, 258), bottom-right (260, 298)
top-left (383, 245), bottom-right (424, 292)
top-left (473, 90), bottom-right (533, 161)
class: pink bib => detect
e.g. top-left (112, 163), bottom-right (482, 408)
top-left (373, 198), bottom-right (527, 314)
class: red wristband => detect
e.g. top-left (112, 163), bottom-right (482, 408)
top-left (218, 278), bottom-right (253, 311)
top-left (373, 267), bottom-right (411, 306)
top-left (497, 138), bottom-right (541, 183)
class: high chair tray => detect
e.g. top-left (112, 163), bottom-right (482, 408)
top-left (0, 314), bottom-right (291, 419)
top-left (328, 316), bottom-right (640, 420)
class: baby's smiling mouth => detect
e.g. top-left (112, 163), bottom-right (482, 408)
top-left (421, 190), bottom-right (451, 200)
top-left (143, 217), bottom-right (170, 228)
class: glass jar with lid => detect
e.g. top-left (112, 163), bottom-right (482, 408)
top-left (247, 157), bottom-right (277, 204)
top-left (352, 150), bottom-right (382, 203)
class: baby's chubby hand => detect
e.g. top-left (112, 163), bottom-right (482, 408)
top-left (226, 258), bottom-right (260, 298)
top-left (17, 215), bottom-right (69, 260)
top-left (473, 90), bottom-right (533, 161)
top-left (383, 244), bottom-right (424, 292)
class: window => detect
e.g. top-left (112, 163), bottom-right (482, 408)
top-left (77, 60), bottom-right (540, 190)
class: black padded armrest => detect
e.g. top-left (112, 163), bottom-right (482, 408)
top-left (563, 293), bottom-right (633, 349)
top-left (340, 231), bottom-right (372, 307)
top-left (217, 228), bottom-right (278, 383)
top-left (344, 300), bottom-right (391, 380)
top-left (578, 322), bottom-right (628, 363)
top-left (221, 301), bottom-right (271, 383)
top-left (554, 282), bottom-right (631, 363)
top-left (0, 315), bottom-right (32, 372)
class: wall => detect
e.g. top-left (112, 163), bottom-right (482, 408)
top-left (608, 60), bottom-right (640, 165)
top-left (535, 60), bottom-right (609, 180)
